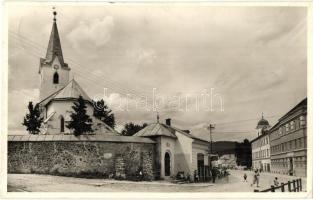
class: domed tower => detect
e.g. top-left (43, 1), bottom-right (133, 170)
top-left (256, 113), bottom-right (270, 135)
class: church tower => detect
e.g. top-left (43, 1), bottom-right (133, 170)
top-left (39, 10), bottom-right (70, 100)
top-left (256, 113), bottom-right (270, 135)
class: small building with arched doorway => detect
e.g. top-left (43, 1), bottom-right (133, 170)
top-left (134, 118), bottom-right (211, 181)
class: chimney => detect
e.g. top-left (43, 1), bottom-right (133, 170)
top-left (165, 118), bottom-right (171, 126)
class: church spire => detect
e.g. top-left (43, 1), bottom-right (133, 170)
top-left (45, 8), bottom-right (65, 66)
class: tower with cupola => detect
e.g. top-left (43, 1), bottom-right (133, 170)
top-left (256, 112), bottom-right (271, 136)
top-left (39, 10), bottom-right (70, 100)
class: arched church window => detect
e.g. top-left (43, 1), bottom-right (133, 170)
top-left (60, 116), bottom-right (64, 132)
top-left (53, 72), bottom-right (59, 84)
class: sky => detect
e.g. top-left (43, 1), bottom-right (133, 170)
top-left (8, 4), bottom-right (307, 141)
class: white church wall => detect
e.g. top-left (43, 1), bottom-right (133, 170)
top-left (46, 100), bottom-right (94, 134)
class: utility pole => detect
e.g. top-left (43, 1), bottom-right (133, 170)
top-left (207, 124), bottom-right (215, 154)
top-left (207, 124), bottom-right (215, 170)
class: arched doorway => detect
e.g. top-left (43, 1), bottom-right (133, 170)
top-left (60, 116), bottom-right (64, 132)
top-left (164, 152), bottom-right (171, 176)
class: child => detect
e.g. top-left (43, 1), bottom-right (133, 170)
top-left (243, 173), bottom-right (247, 182)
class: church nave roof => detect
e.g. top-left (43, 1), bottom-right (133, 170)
top-left (38, 79), bottom-right (92, 107)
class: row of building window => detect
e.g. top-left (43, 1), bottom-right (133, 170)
top-left (252, 149), bottom-right (270, 159)
top-left (277, 116), bottom-right (306, 136)
top-left (252, 136), bottom-right (269, 149)
top-left (271, 157), bottom-right (307, 168)
top-left (271, 137), bottom-right (306, 154)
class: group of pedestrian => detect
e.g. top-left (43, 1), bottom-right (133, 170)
top-left (243, 169), bottom-right (260, 187)
top-left (243, 169), bottom-right (280, 188)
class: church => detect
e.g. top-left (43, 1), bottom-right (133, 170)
top-left (22, 10), bottom-right (212, 182)
top-left (37, 11), bottom-right (117, 136)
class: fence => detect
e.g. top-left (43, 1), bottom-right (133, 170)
top-left (254, 179), bottom-right (302, 192)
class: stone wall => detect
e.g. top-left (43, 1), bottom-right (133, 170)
top-left (8, 135), bottom-right (155, 181)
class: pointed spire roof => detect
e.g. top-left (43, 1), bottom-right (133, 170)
top-left (44, 9), bottom-right (66, 67)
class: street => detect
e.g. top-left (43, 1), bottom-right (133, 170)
top-left (7, 170), bottom-right (307, 192)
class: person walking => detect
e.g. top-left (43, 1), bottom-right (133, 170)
top-left (255, 169), bottom-right (260, 187)
top-left (251, 169), bottom-right (260, 187)
top-left (250, 170), bottom-right (256, 186)
top-left (194, 170), bottom-right (199, 182)
top-left (211, 168), bottom-right (217, 183)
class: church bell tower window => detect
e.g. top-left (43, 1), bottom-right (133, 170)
top-left (53, 72), bottom-right (59, 84)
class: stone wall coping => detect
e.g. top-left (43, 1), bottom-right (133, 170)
top-left (8, 134), bottom-right (156, 144)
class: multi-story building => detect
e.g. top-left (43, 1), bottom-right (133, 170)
top-left (269, 98), bottom-right (307, 177)
top-left (251, 115), bottom-right (271, 172)
top-left (251, 131), bottom-right (271, 172)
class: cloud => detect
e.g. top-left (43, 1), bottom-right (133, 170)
top-left (127, 48), bottom-right (157, 67)
top-left (8, 6), bottom-right (307, 141)
top-left (67, 16), bottom-right (114, 53)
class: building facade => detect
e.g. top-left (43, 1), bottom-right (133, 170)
top-left (251, 114), bottom-right (271, 172)
top-left (251, 132), bottom-right (271, 172)
top-left (134, 118), bottom-right (211, 181)
top-left (269, 98), bottom-right (307, 177)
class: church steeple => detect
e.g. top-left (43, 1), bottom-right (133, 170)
top-left (39, 8), bottom-right (70, 101)
top-left (45, 9), bottom-right (65, 67)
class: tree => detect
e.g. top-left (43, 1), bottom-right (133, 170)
top-left (242, 139), bottom-right (252, 168)
top-left (67, 95), bottom-right (93, 136)
top-left (121, 122), bottom-right (147, 136)
top-left (22, 102), bottom-right (43, 134)
top-left (93, 99), bottom-right (115, 128)
top-left (235, 139), bottom-right (252, 168)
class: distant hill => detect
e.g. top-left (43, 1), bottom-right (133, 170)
top-left (209, 141), bottom-right (237, 156)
